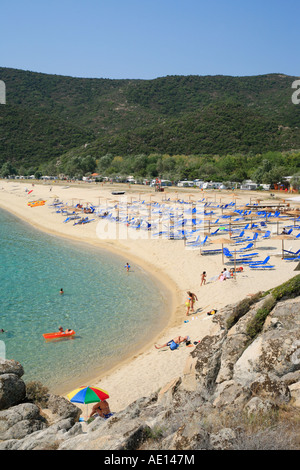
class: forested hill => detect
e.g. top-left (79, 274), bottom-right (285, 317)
top-left (0, 67), bottom-right (300, 172)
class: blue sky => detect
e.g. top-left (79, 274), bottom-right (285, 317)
top-left (1, 0), bottom-right (299, 79)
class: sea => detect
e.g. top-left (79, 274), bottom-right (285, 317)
top-left (0, 207), bottom-right (169, 394)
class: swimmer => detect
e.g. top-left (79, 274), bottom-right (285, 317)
top-left (60, 288), bottom-right (64, 295)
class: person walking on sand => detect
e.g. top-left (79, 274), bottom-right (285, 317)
top-left (200, 271), bottom-right (206, 286)
top-left (186, 291), bottom-right (198, 315)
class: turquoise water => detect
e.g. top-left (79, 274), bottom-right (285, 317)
top-left (0, 208), bottom-right (168, 393)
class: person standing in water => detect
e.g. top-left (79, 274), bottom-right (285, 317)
top-left (125, 263), bottom-right (130, 272)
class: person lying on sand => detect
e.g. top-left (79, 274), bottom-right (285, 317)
top-left (155, 335), bottom-right (189, 349)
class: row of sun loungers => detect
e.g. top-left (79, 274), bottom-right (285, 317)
top-left (47, 198), bottom-right (299, 269)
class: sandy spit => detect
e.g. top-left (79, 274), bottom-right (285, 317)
top-left (0, 180), bottom-right (298, 413)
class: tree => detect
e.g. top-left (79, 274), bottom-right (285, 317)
top-left (34, 170), bottom-right (42, 180)
top-left (0, 162), bottom-right (17, 177)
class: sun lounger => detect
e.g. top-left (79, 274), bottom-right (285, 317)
top-left (283, 248), bottom-right (300, 257)
top-left (186, 235), bottom-right (200, 245)
top-left (261, 230), bottom-right (271, 239)
top-left (201, 248), bottom-right (222, 255)
top-left (245, 256), bottom-right (273, 267)
top-left (186, 235), bottom-right (209, 249)
top-left (284, 255), bottom-right (300, 262)
top-left (231, 230), bottom-right (245, 239)
top-left (222, 249), bottom-right (258, 263)
top-left (233, 232), bottom-right (259, 244)
top-left (237, 242), bottom-right (254, 252)
top-left (249, 264), bottom-right (275, 269)
top-left (223, 247), bottom-right (258, 259)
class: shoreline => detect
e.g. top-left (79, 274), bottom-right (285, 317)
top-left (0, 182), bottom-right (181, 397)
top-left (0, 180), bottom-right (299, 412)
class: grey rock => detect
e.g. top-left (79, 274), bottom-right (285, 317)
top-left (0, 373), bottom-right (26, 410)
top-left (0, 358), bottom-right (24, 377)
top-left (0, 402), bottom-right (46, 440)
top-left (210, 428), bottom-right (236, 450)
top-left (46, 393), bottom-right (82, 421)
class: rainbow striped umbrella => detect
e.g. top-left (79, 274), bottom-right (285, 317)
top-left (67, 386), bottom-right (109, 404)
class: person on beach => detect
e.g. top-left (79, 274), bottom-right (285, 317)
top-left (60, 288), bottom-right (64, 295)
top-left (155, 335), bottom-right (190, 350)
top-left (89, 400), bottom-right (113, 420)
top-left (200, 271), bottom-right (206, 286)
top-left (186, 291), bottom-right (198, 315)
top-left (223, 268), bottom-right (231, 279)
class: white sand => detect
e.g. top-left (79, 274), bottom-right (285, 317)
top-left (0, 179), bottom-right (299, 413)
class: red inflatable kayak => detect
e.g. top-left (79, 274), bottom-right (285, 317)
top-left (43, 330), bottom-right (75, 340)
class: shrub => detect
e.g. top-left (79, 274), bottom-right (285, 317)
top-left (246, 295), bottom-right (276, 339)
top-left (271, 274), bottom-right (300, 301)
top-left (26, 381), bottom-right (49, 407)
top-left (226, 292), bottom-right (263, 330)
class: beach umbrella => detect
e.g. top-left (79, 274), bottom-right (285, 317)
top-left (211, 237), bottom-right (232, 264)
top-left (271, 217), bottom-right (287, 235)
top-left (67, 386), bottom-right (109, 404)
top-left (203, 216), bottom-right (213, 233)
top-left (286, 210), bottom-right (300, 227)
top-left (272, 234), bottom-right (294, 259)
top-left (67, 386), bottom-right (110, 420)
top-left (248, 228), bottom-right (265, 246)
top-left (228, 193), bottom-right (241, 206)
top-left (223, 211), bottom-right (239, 236)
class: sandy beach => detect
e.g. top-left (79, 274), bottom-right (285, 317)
top-left (0, 179), bottom-right (299, 414)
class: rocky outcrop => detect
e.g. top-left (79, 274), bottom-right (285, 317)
top-left (0, 359), bottom-right (26, 409)
top-left (0, 403), bottom-right (46, 441)
top-left (0, 292), bottom-right (299, 450)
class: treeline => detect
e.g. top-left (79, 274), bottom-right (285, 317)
top-left (1, 68), bottom-right (300, 179)
top-left (3, 151), bottom-right (300, 189)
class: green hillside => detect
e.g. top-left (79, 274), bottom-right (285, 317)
top-left (0, 67), bottom-right (300, 175)
top-left (74, 102), bottom-right (300, 157)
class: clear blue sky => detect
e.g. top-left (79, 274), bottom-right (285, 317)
top-left (1, 0), bottom-right (299, 79)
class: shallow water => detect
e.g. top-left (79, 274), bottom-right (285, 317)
top-left (0, 208), bottom-right (168, 393)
